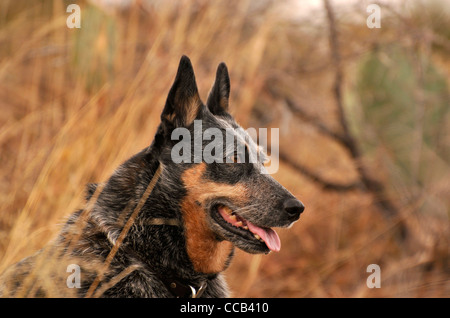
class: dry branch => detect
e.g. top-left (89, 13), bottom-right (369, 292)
top-left (278, 151), bottom-right (362, 192)
top-left (322, 0), bottom-right (407, 238)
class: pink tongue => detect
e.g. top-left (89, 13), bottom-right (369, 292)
top-left (247, 221), bottom-right (281, 252)
top-left (218, 207), bottom-right (281, 252)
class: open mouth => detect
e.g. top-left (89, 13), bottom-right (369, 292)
top-left (214, 205), bottom-right (281, 252)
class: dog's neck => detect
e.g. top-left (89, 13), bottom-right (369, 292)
top-left (116, 147), bottom-right (232, 279)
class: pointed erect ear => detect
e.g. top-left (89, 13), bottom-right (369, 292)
top-left (206, 62), bottom-right (230, 115)
top-left (161, 55), bottom-right (203, 129)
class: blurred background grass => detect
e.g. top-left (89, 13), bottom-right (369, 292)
top-left (0, 0), bottom-right (448, 297)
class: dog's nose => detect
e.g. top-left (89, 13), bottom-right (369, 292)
top-left (283, 198), bottom-right (305, 219)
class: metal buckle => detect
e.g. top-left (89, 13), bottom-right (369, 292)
top-left (190, 282), bottom-right (207, 298)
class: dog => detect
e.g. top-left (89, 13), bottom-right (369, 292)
top-left (0, 56), bottom-right (304, 298)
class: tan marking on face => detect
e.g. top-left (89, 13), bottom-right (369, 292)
top-left (180, 163), bottom-right (248, 273)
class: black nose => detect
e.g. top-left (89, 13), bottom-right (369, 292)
top-left (283, 198), bottom-right (305, 219)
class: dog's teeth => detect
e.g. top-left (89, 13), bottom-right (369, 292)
top-left (254, 234), bottom-right (261, 240)
top-left (224, 207), bottom-right (233, 215)
top-left (235, 221), bottom-right (243, 227)
top-left (243, 225), bottom-right (249, 230)
top-left (229, 215), bottom-right (237, 222)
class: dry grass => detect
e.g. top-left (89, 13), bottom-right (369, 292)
top-left (0, 0), bottom-right (448, 297)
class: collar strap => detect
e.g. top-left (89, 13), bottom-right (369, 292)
top-left (145, 218), bottom-right (181, 227)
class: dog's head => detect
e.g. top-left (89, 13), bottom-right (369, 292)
top-left (156, 56), bottom-right (304, 271)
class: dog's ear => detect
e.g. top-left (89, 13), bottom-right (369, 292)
top-left (161, 55), bottom-right (203, 129)
top-left (206, 62), bottom-right (230, 115)
top-left (85, 183), bottom-right (98, 202)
